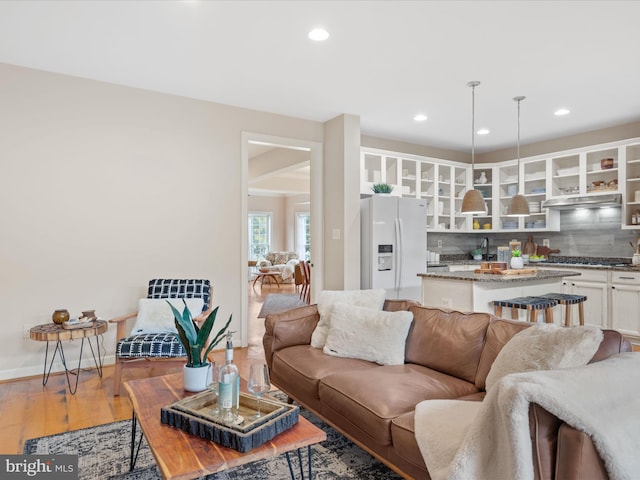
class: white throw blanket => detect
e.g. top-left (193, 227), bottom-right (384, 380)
top-left (415, 352), bottom-right (640, 480)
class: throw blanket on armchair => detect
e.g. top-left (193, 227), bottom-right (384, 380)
top-left (415, 352), bottom-right (640, 480)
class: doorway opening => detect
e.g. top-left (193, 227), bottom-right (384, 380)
top-left (241, 133), bottom-right (323, 357)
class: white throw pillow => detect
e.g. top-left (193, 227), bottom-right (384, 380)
top-left (485, 323), bottom-right (603, 391)
top-left (130, 298), bottom-right (205, 335)
top-left (323, 303), bottom-right (413, 365)
top-left (310, 289), bottom-right (386, 348)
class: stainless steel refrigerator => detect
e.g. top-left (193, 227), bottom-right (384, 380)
top-left (361, 196), bottom-right (427, 302)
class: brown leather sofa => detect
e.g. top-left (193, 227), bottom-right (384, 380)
top-left (263, 301), bottom-right (631, 480)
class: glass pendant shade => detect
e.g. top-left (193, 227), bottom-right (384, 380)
top-left (461, 189), bottom-right (487, 214)
top-left (506, 193), bottom-right (529, 216)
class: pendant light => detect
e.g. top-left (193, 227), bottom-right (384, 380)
top-left (461, 81), bottom-right (488, 215)
top-left (506, 95), bottom-right (530, 217)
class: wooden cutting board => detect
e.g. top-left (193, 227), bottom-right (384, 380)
top-left (523, 235), bottom-right (537, 256)
top-left (536, 246), bottom-right (560, 258)
top-left (474, 268), bottom-right (537, 275)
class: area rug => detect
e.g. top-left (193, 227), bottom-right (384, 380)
top-left (23, 395), bottom-right (401, 480)
top-left (257, 293), bottom-right (307, 318)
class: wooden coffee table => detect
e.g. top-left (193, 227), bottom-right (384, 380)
top-left (124, 373), bottom-right (326, 480)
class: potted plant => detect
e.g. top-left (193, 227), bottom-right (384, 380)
top-left (168, 301), bottom-right (233, 392)
top-left (510, 249), bottom-right (524, 269)
top-left (371, 183), bottom-right (394, 194)
top-left (470, 248), bottom-right (483, 261)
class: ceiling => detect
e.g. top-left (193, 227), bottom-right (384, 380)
top-left (1, 1), bottom-right (639, 153)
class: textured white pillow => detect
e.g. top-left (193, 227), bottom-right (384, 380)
top-left (485, 324), bottom-right (603, 391)
top-left (323, 303), bottom-right (413, 365)
top-left (130, 298), bottom-right (205, 335)
top-left (310, 289), bottom-right (386, 348)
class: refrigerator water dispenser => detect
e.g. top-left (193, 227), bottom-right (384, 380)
top-left (378, 244), bottom-right (393, 271)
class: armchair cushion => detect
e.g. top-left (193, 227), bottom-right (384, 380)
top-left (131, 297), bottom-right (205, 335)
top-left (116, 332), bottom-right (186, 359)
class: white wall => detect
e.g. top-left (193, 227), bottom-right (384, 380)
top-left (0, 63), bottom-right (322, 380)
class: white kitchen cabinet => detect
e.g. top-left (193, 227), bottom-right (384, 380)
top-left (622, 143), bottom-right (640, 228)
top-left (563, 269), bottom-right (609, 329)
top-left (610, 271), bottom-right (640, 337)
top-left (360, 148), bottom-right (472, 232)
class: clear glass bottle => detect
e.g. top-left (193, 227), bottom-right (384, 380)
top-left (217, 332), bottom-right (240, 423)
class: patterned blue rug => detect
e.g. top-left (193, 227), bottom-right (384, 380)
top-left (24, 394), bottom-right (402, 480)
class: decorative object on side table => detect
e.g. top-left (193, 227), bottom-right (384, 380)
top-left (510, 249), bottom-right (524, 269)
top-left (168, 302), bottom-right (232, 392)
top-left (51, 309), bottom-right (70, 325)
top-left (371, 183), bottom-right (393, 194)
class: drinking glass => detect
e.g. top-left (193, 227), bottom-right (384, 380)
top-left (247, 364), bottom-right (270, 419)
top-left (206, 362), bottom-right (219, 418)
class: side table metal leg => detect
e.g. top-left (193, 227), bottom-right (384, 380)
top-left (86, 334), bottom-right (104, 377)
top-left (59, 338), bottom-right (86, 395)
top-left (42, 340), bottom-right (63, 387)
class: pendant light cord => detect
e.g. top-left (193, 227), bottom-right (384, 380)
top-left (514, 96), bottom-right (525, 193)
top-left (467, 81), bottom-right (480, 177)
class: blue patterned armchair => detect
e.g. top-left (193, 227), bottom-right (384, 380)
top-left (109, 279), bottom-right (212, 396)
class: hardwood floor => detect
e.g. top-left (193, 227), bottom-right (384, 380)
top-left (0, 280), bottom-right (298, 455)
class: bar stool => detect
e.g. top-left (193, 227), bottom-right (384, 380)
top-left (538, 293), bottom-right (587, 327)
top-left (493, 296), bottom-right (559, 324)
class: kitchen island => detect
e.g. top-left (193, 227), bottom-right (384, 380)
top-left (419, 269), bottom-right (580, 321)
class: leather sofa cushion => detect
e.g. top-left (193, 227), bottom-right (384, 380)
top-left (319, 364), bottom-right (479, 446)
top-left (405, 306), bottom-right (491, 383)
top-left (475, 318), bottom-right (530, 389)
top-left (271, 345), bottom-right (377, 401)
top-left (390, 412), bottom-right (426, 470)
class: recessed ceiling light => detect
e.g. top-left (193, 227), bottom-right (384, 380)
top-left (308, 28), bottom-right (329, 41)
top-left (413, 113), bottom-right (428, 122)
top-left (477, 128), bottom-right (490, 135)
top-left (555, 108), bottom-right (570, 116)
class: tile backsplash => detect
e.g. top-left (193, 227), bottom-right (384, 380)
top-left (428, 208), bottom-right (640, 259)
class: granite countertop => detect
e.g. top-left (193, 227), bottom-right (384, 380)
top-left (418, 269), bottom-right (580, 283)
top-left (439, 256), bottom-right (639, 272)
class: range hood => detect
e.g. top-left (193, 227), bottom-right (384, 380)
top-left (541, 193), bottom-right (622, 210)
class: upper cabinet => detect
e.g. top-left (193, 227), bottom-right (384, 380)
top-left (622, 142), bottom-right (640, 228)
top-left (550, 148), bottom-right (619, 197)
top-left (360, 149), bottom-right (471, 232)
top-left (361, 138), bottom-right (640, 233)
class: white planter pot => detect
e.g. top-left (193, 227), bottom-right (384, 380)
top-left (510, 257), bottom-right (524, 270)
top-left (183, 364), bottom-right (212, 392)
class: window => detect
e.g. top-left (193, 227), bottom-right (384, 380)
top-left (248, 213), bottom-right (271, 261)
top-left (295, 212), bottom-right (310, 261)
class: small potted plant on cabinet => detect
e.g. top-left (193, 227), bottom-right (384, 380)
top-left (371, 183), bottom-right (394, 195)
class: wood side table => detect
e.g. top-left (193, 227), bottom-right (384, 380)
top-left (30, 320), bottom-right (108, 394)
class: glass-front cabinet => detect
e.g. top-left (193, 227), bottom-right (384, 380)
top-left (360, 149), bottom-right (471, 232)
top-left (361, 138), bottom-right (640, 232)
